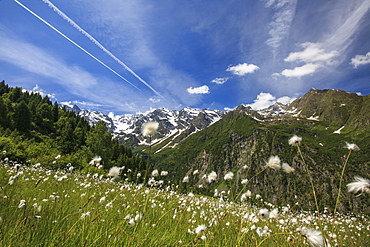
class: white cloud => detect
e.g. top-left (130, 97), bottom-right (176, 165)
top-left (25, 84), bottom-right (57, 100)
top-left (350, 52), bottom-right (370, 68)
top-left (284, 42), bottom-right (339, 64)
top-left (187, 85), bottom-right (210, 94)
top-left (226, 63), bottom-right (259, 76)
top-left (248, 92), bottom-right (295, 110)
top-left (276, 96), bottom-right (296, 104)
top-left (61, 101), bottom-right (104, 108)
top-left (275, 43), bottom-right (339, 78)
top-left (211, 77), bottom-right (229, 84)
top-left (280, 63), bottom-right (321, 78)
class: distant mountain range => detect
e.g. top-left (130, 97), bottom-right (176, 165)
top-left (63, 88), bottom-right (369, 151)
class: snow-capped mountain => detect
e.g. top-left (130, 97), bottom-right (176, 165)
top-left (62, 88), bottom-right (369, 150)
top-left (61, 104), bottom-right (228, 149)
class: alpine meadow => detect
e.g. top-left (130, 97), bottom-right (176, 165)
top-left (0, 81), bottom-right (369, 246)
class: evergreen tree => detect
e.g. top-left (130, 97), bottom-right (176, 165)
top-left (11, 101), bottom-right (31, 132)
top-left (85, 121), bottom-right (114, 168)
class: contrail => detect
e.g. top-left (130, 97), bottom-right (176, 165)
top-left (13, 0), bottom-right (140, 91)
top-left (41, 0), bottom-right (167, 101)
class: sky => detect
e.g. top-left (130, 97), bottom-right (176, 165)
top-left (0, 0), bottom-right (369, 115)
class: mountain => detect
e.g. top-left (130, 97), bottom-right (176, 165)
top-left (61, 104), bottom-right (228, 149)
top-left (149, 88), bottom-right (370, 214)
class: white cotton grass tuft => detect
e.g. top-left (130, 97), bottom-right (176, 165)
top-left (89, 156), bottom-right (102, 166)
top-left (194, 224), bottom-right (207, 234)
top-left (182, 176), bottom-right (189, 183)
top-left (224, 171), bottom-right (234, 180)
top-left (258, 208), bottom-right (270, 218)
top-left (299, 227), bottom-right (330, 247)
top-left (282, 163), bottom-right (295, 173)
top-left (108, 166), bottom-right (121, 179)
top-left (142, 121), bottom-right (159, 137)
top-left (289, 135), bottom-right (302, 146)
top-left (344, 142), bottom-right (360, 151)
top-left (241, 178), bottom-right (248, 184)
top-left (265, 156), bottom-right (281, 170)
top-left (151, 169), bottom-right (159, 177)
top-left (207, 171), bottom-right (217, 183)
top-left (347, 176), bottom-right (370, 196)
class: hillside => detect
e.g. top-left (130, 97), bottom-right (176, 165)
top-left (151, 89), bottom-right (370, 214)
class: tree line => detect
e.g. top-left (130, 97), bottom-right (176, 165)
top-left (0, 81), bottom-right (150, 176)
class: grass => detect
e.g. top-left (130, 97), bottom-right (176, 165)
top-left (0, 162), bottom-right (369, 246)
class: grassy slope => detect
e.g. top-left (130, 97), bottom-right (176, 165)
top-left (1, 164), bottom-right (369, 246)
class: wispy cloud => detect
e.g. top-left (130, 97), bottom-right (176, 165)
top-left (0, 34), bottom-right (97, 91)
top-left (264, 0), bottom-right (297, 56)
top-left (187, 85), bottom-right (210, 95)
top-left (13, 0), bottom-right (140, 91)
top-left (227, 63), bottom-right (259, 76)
top-left (40, 0), bottom-right (169, 101)
top-left (324, 0), bottom-right (370, 53)
top-left (351, 52), bottom-right (370, 68)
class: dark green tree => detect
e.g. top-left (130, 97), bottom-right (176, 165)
top-left (85, 121), bottom-right (114, 168)
top-left (11, 101), bottom-right (31, 132)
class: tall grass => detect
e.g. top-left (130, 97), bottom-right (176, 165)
top-left (0, 158), bottom-right (369, 246)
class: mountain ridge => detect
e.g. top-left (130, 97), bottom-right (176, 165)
top-left (63, 88), bottom-right (369, 150)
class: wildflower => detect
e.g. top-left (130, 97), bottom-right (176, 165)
top-left (207, 171), bottom-right (217, 183)
top-left (151, 169), bottom-right (159, 177)
top-left (289, 135), bottom-right (302, 146)
top-left (299, 227), bottom-right (330, 247)
top-left (55, 154), bottom-right (61, 159)
top-left (258, 208), bottom-right (270, 218)
top-left (282, 163), bottom-right (295, 173)
top-left (89, 156), bottom-right (102, 166)
top-left (265, 156), bottom-right (281, 170)
top-left (128, 218), bottom-right (135, 226)
top-left (345, 142), bottom-right (360, 151)
top-left (256, 226), bottom-right (270, 237)
top-left (193, 170), bottom-right (199, 175)
top-left (32, 203), bottom-right (42, 212)
top-left (81, 211), bottom-right (91, 219)
top-left (108, 166), bottom-right (121, 178)
top-left (347, 176), bottom-right (370, 196)
top-left (160, 171), bottom-right (168, 176)
top-left (270, 208), bottom-right (279, 218)
top-left (241, 178), bottom-right (248, 184)
top-left (18, 199), bottom-right (26, 208)
top-left (99, 196), bottom-right (106, 204)
top-left (195, 224), bottom-right (207, 234)
top-left (183, 176), bottom-right (189, 183)
top-left (200, 235), bottom-right (207, 241)
top-left (142, 121), bottom-right (159, 137)
top-left (224, 172), bottom-right (234, 180)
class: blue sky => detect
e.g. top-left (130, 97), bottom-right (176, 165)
top-left (0, 0), bottom-right (369, 115)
